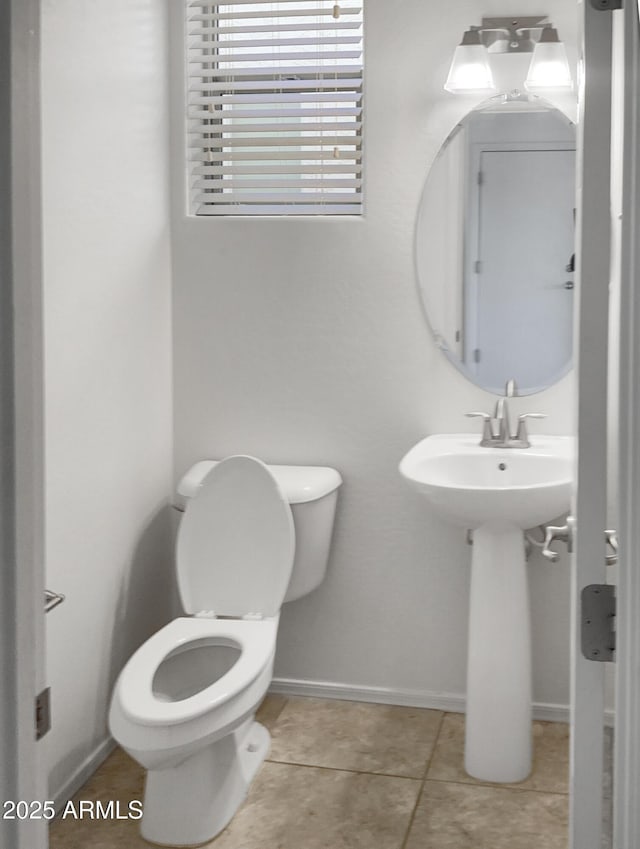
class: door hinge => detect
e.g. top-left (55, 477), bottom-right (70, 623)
top-left (477, 170), bottom-right (484, 185)
top-left (581, 584), bottom-right (615, 662)
top-left (35, 688), bottom-right (51, 740)
top-left (473, 348), bottom-right (481, 363)
top-left (474, 260), bottom-right (482, 274)
top-left (589, 0), bottom-right (622, 9)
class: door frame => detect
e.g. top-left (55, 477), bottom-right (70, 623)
top-left (572, 2), bottom-right (640, 848)
top-left (614, 0), bottom-right (640, 845)
top-left (1, 2), bottom-right (47, 848)
top-left (570, 3), bottom-right (612, 848)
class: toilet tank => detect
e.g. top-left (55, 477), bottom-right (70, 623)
top-left (175, 460), bottom-right (342, 602)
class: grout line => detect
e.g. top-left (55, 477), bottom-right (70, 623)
top-left (431, 710), bottom-right (449, 745)
top-left (398, 711), bottom-right (447, 849)
top-left (263, 757), bottom-right (425, 782)
top-left (398, 781), bottom-right (426, 849)
top-left (424, 711), bottom-right (447, 780)
top-left (423, 775), bottom-right (570, 797)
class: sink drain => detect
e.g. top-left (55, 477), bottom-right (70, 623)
top-left (498, 462), bottom-right (507, 471)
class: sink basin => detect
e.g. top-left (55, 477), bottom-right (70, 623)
top-left (399, 432), bottom-right (574, 784)
top-left (399, 433), bottom-right (574, 529)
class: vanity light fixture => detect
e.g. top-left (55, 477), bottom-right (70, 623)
top-left (444, 29), bottom-right (497, 94)
top-left (444, 17), bottom-right (573, 95)
top-left (524, 27), bottom-right (574, 92)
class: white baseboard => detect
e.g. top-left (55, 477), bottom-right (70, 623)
top-left (270, 677), bottom-right (467, 714)
top-left (52, 736), bottom-right (116, 813)
top-left (270, 677), bottom-right (584, 725)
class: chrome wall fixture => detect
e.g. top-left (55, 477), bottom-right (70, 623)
top-left (444, 16), bottom-right (573, 94)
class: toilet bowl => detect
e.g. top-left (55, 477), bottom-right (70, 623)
top-left (109, 454), bottom-right (341, 847)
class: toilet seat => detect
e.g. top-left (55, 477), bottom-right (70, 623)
top-left (176, 455), bottom-right (295, 618)
top-left (117, 616), bottom-right (278, 727)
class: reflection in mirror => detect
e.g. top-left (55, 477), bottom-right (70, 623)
top-left (416, 95), bottom-right (576, 395)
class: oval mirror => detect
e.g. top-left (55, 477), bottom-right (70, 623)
top-left (415, 95), bottom-right (576, 395)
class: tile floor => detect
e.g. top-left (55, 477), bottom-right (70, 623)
top-left (50, 696), bottom-right (570, 849)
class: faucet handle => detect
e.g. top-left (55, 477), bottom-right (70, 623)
top-left (517, 412), bottom-right (546, 422)
top-left (466, 412), bottom-right (494, 445)
top-left (515, 412), bottom-right (546, 442)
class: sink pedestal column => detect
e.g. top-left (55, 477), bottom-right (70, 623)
top-left (465, 522), bottom-right (532, 783)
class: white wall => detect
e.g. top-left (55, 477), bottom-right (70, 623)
top-left (169, 1), bottom-right (578, 711)
top-left (41, 0), bottom-right (173, 802)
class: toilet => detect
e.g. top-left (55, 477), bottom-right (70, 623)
top-left (109, 455), bottom-right (341, 847)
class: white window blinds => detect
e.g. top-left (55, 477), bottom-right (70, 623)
top-left (186, 1), bottom-right (364, 215)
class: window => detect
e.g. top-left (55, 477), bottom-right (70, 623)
top-left (186, 0), bottom-right (364, 215)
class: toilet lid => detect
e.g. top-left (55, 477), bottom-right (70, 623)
top-left (176, 455), bottom-right (295, 617)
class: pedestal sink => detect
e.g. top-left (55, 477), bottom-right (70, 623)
top-left (399, 434), bottom-right (574, 783)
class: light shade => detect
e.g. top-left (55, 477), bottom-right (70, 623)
top-left (444, 32), bottom-right (496, 94)
top-left (524, 30), bottom-right (573, 92)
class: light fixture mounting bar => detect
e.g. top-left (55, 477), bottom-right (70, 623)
top-left (478, 16), bottom-right (550, 53)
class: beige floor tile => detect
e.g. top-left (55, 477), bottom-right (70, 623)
top-left (427, 712), bottom-right (569, 793)
top-left (405, 780), bottom-right (568, 849)
top-left (49, 699), bottom-right (285, 848)
top-left (52, 757), bottom-right (419, 849)
top-left (49, 702), bottom-right (570, 849)
top-left (256, 693), bottom-right (288, 730)
top-left (211, 762), bottom-right (420, 849)
top-left (268, 697), bottom-right (443, 777)
top-left (49, 748), bottom-right (146, 849)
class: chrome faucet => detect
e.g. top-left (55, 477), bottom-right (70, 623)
top-left (466, 379), bottom-right (546, 448)
top-left (494, 396), bottom-right (511, 444)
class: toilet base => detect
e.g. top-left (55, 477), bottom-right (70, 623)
top-left (139, 719), bottom-right (270, 847)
